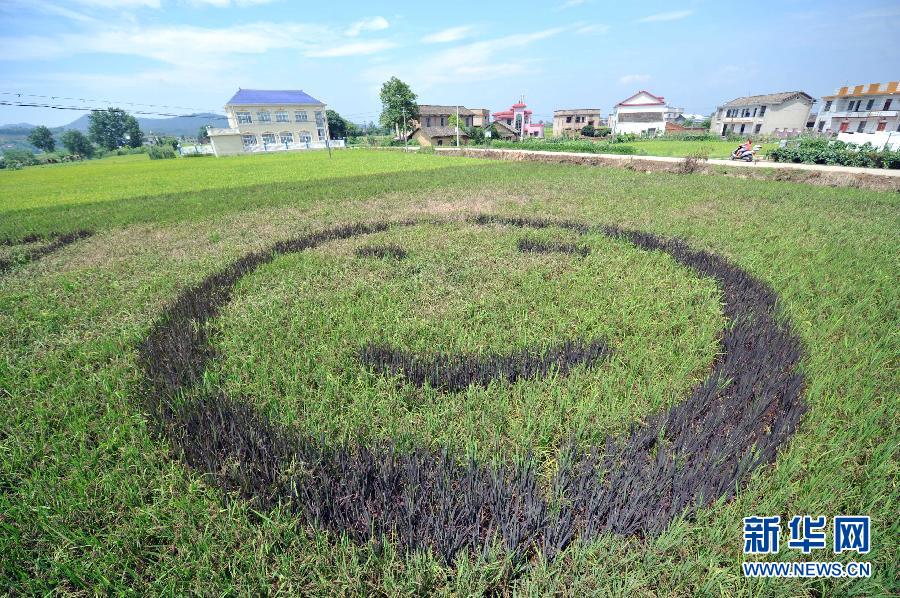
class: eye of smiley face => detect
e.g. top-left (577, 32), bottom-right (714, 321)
top-left (138, 215), bottom-right (805, 566)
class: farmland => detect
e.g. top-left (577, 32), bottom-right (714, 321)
top-left (1, 150), bottom-right (897, 595)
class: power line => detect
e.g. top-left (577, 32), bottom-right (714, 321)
top-left (0, 90), bottom-right (222, 114)
top-left (0, 99), bottom-right (228, 120)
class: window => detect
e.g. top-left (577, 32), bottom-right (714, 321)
top-left (236, 111), bottom-right (252, 124)
top-left (876, 121), bottom-right (886, 131)
top-left (261, 132), bottom-right (276, 145)
top-left (739, 123), bottom-right (746, 134)
top-left (566, 116), bottom-right (572, 123)
top-left (241, 134), bottom-right (256, 146)
top-left (866, 99), bottom-right (874, 110)
top-left (817, 121), bottom-right (825, 132)
top-left (754, 124), bottom-right (762, 134)
top-left (257, 111), bottom-right (272, 122)
top-left (440, 117), bottom-right (446, 126)
top-left (884, 99), bottom-right (893, 111)
top-left (316, 127), bottom-right (326, 140)
top-left (856, 121), bottom-right (866, 133)
top-left (279, 131), bottom-right (293, 143)
top-left (275, 111), bottom-right (289, 122)
top-left (437, 139), bottom-right (444, 146)
top-left (759, 105), bottom-right (766, 116)
top-left (298, 132), bottom-right (311, 143)
top-left (314, 110), bottom-right (324, 126)
top-left (426, 117), bottom-right (432, 126)
top-left (295, 110), bottom-right (308, 122)
top-left (823, 101), bottom-right (832, 111)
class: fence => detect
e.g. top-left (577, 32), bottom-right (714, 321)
top-left (245, 139), bottom-right (346, 153)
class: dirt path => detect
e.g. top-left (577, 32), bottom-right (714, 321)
top-left (434, 147), bottom-right (900, 191)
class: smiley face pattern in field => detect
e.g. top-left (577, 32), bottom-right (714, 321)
top-left (137, 215), bottom-right (805, 565)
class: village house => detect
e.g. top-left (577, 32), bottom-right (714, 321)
top-left (711, 91), bottom-right (814, 138)
top-left (407, 104), bottom-right (489, 147)
top-left (206, 89), bottom-right (336, 156)
top-left (553, 108), bottom-right (602, 137)
top-left (609, 91), bottom-right (667, 136)
top-left (814, 82), bottom-right (900, 145)
top-left (493, 98), bottom-right (544, 139)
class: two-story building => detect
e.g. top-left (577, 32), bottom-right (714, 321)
top-left (711, 91), bottom-right (814, 137)
top-left (493, 98), bottom-right (544, 139)
top-left (814, 81), bottom-right (900, 138)
top-left (407, 104), bottom-right (490, 146)
top-left (553, 108), bottom-right (602, 137)
top-left (207, 88), bottom-right (332, 156)
top-left (609, 91), bottom-right (667, 136)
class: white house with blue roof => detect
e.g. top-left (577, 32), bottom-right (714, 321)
top-left (207, 89), bottom-right (342, 156)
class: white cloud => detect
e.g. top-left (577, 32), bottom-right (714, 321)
top-left (345, 16), bottom-right (389, 37)
top-left (421, 25), bottom-right (476, 44)
top-left (575, 23), bottom-right (609, 35)
top-left (637, 10), bottom-right (693, 23)
top-left (365, 27), bottom-right (564, 90)
top-left (0, 21), bottom-right (397, 69)
top-left (73, 0), bottom-right (161, 7)
top-left (619, 74), bottom-right (650, 85)
top-left (306, 40), bottom-right (397, 57)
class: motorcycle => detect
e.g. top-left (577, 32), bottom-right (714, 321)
top-left (731, 146), bottom-right (756, 162)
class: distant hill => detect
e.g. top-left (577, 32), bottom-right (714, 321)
top-left (0, 112), bottom-right (227, 153)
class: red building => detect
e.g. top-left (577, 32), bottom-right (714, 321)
top-left (492, 98), bottom-right (544, 139)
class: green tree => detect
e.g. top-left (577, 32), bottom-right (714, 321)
top-left (88, 108), bottom-right (144, 150)
top-left (581, 124), bottom-right (596, 137)
top-left (326, 109), bottom-right (349, 139)
top-left (378, 77), bottom-right (418, 138)
top-left (27, 125), bottom-right (55, 153)
top-left (197, 126), bottom-right (210, 143)
top-left (447, 112), bottom-right (466, 129)
top-left (60, 130), bottom-right (94, 157)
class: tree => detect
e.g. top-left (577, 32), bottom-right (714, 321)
top-left (448, 112), bottom-right (466, 129)
top-left (581, 124), bottom-right (596, 138)
top-left (379, 76), bottom-right (418, 138)
top-left (88, 108), bottom-right (144, 150)
top-left (197, 126), bottom-right (210, 144)
top-left (27, 125), bottom-right (55, 153)
top-left (60, 130), bottom-right (94, 157)
top-left (326, 109), bottom-right (348, 139)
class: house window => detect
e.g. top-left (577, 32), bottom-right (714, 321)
top-left (566, 116), bottom-right (572, 123)
top-left (759, 105), bottom-right (766, 116)
top-left (754, 124), bottom-right (762, 134)
top-left (824, 100), bottom-right (832, 111)
top-left (440, 117), bottom-right (446, 126)
top-left (241, 134), bottom-right (256, 146)
top-left (314, 111), bottom-right (324, 126)
top-left (261, 132), bottom-right (276, 145)
top-left (257, 111), bottom-right (272, 122)
top-left (856, 121), bottom-right (866, 133)
top-left (866, 99), bottom-right (874, 110)
top-left (275, 111), bottom-right (289, 122)
top-left (316, 127), bottom-right (326, 139)
top-left (279, 131), bottom-right (293, 144)
top-left (817, 121), bottom-right (825, 132)
top-left (739, 123), bottom-right (746, 134)
top-left (884, 99), bottom-right (893, 111)
top-left (426, 117), bottom-right (432, 126)
top-left (298, 132), bottom-right (311, 143)
top-left (295, 111), bottom-right (308, 122)
top-left (236, 111), bottom-right (252, 124)
top-left (437, 139), bottom-right (443, 146)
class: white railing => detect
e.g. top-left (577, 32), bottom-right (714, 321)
top-left (244, 139), bottom-right (346, 153)
top-left (179, 144), bottom-right (215, 155)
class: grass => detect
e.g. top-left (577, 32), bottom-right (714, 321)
top-left (1, 149), bottom-right (897, 595)
top-left (629, 138), bottom-right (778, 159)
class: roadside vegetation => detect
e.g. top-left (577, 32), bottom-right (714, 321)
top-left (768, 137), bottom-right (900, 169)
top-left (1, 150), bottom-right (896, 595)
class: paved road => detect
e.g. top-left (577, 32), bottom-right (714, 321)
top-left (435, 147), bottom-right (900, 178)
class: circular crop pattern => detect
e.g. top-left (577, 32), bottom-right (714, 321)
top-left (137, 215), bottom-right (805, 566)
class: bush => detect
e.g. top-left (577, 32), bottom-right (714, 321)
top-left (0, 149), bottom-right (37, 168)
top-left (148, 146), bottom-right (177, 160)
top-left (768, 138), bottom-right (900, 169)
top-left (490, 138), bottom-right (637, 155)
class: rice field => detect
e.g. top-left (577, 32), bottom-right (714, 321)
top-left (1, 149), bottom-right (897, 595)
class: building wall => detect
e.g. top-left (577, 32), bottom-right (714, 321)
top-left (553, 110), bottom-right (602, 137)
top-left (208, 133), bottom-right (244, 156)
top-left (759, 98), bottom-right (812, 134)
top-left (611, 104), bottom-right (666, 136)
top-left (225, 103), bottom-right (325, 143)
top-left (815, 93), bottom-right (900, 134)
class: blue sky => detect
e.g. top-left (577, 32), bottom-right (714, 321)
top-left (0, 0), bottom-right (898, 127)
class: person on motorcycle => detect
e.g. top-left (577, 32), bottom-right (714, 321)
top-left (732, 139), bottom-right (754, 161)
